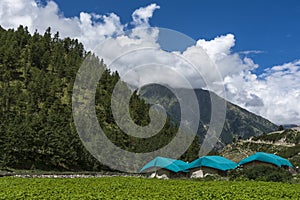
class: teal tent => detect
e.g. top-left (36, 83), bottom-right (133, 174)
top-left (187, 156), bottom-right (237, 171)
top-left (140, 156), bottom-right (189, 173)
top-left (238, 152), bottom-right (293, 167)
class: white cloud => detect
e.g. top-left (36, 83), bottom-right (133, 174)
top-left (196, 34), bottom-right (258, 78)
top-left (197, 34), bottom-right (235, 61)
top-left (77, 12), bottom-right (124, 50)
top-left (0, 0), bottom-right (124, 50)
top-left (222, 59), bottom-right (300, 125)
top-left (132, 3), bottom-right (160, 27)
top-left (191, 34), bottom-right (300, 125)
top-left (0, 0), bottom-right (299, 125)
top-left (239, 50), bottom-right (265, 55)
top-left (94, 30), bottom-right (300, 125)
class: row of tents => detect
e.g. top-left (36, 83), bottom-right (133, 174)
top-left (140, 152), bottom-right (294, 178)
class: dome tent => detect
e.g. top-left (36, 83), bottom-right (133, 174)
top-left (187, 155), bottom-right (238, 171)
top-left (140, 156), bottom-right (189, 173)
top-left (238, 152), bottom-right (293, 168)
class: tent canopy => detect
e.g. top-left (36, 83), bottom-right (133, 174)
top-left (186, 156), bottom-right (237, 171)
top-left (140, 156), bottom-right (189, 173)
top-left (238, 152), bottom-right (293, 167)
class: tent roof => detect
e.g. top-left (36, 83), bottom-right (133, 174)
top-left (140, 156), bottom-right (189, 173)
top-left (238, 152), bottom-right (293, 167)
top-left (187, 156), bottom-right (237, 171)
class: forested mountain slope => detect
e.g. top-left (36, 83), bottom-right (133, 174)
top-left (0, 26), bottom-right (199, 171)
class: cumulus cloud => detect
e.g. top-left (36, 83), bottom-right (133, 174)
top-left (0, 0), bottom-right (299, 124)
top-left (0, 0), bottom-right (124, 50)
top-left (197, 34), bottom-right (235, 61)
top-left (131, 3), bottom-right (160, 27)
top-left (196, 34), bottom-right (300, 124)
top-left (197, 34), bottom-right (258, 78)
top-left (221, 58), bottom-right (300, 124)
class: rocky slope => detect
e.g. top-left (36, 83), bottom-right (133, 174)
top-left (220, 128), bottom-right (300, 167)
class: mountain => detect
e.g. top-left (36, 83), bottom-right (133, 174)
top-left (283, 124), bottom-right (299, 129)
top-left (0, 26), bottom-right (280, 172)
top-left (0, 26), bottom-right (200, 171)
top-left (139, 84), bottom-right (278, 149)
top-left (220, 128), bottom-right (300, 167)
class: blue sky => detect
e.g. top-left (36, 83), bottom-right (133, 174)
top-left (0, 0), bottom-right (300, 124)
top-left (52, 0), bottom-right (300, 73)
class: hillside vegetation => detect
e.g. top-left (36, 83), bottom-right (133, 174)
top-left (0, 26), bottom-right (199, 171)
top-left (221, 128), bottom-right (300, 167)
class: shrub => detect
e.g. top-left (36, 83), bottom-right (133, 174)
top-left (229, 165), bottom-right (292, 182)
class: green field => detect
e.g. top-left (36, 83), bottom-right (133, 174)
top-left (1, 177), bottom-right (300, 199)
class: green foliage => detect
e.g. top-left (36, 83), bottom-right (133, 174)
top-left (278, 125), bottom-right (284, 131)
top-left (0, 26), bottom-right (90, 171)
top-left (0, 26), bottom-right (198, 171)
top-left (1, 177), bottom-right (300, 199)
top-left (229, 166), bottom-right (293, 182)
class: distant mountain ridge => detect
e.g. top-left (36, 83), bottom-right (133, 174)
top-left (283, 124), bottom-right (299, 129)
top-left (139, 84), bottom-right (278, 149)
